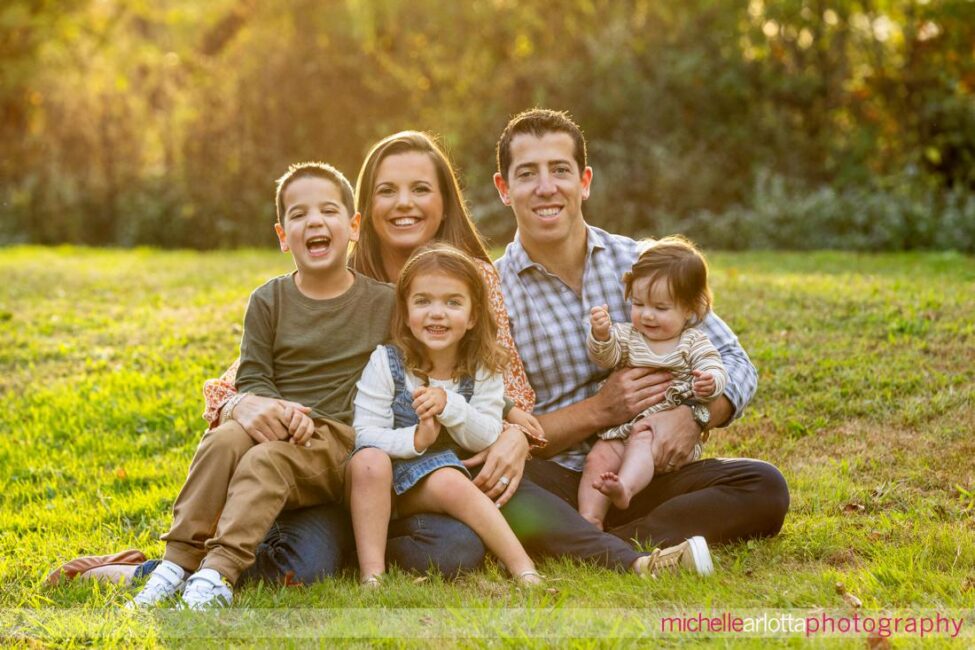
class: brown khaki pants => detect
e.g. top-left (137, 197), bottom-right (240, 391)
top-left (161, 418), bottom-right (353, 583)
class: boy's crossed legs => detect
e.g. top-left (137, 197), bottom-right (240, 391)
top-left (578, 427), bottom-right (655, 530)
top-left (133, 418), bottom-right (353, 608)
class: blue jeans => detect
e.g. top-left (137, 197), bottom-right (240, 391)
top-left (140, 504), bottom-right (486, 585)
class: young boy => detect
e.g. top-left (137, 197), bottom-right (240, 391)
top-left (130, 162), bottom-right (394, 609)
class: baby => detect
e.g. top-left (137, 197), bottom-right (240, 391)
top-left (578, 235), bottom-right (729, 530)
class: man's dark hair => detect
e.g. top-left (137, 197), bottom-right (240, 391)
top-left (496, 108), bottom-right (587, 181)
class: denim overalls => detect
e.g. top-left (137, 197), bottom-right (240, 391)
top-left (383, 345), bottom-right (475, 495)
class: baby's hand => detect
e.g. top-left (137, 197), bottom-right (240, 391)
top-left (590, 304), bottom-right (612, 341)
top-left (692, 370), bottom-right (716, 398)
top-left (413, 385), bottom-right (447, 419)
top-left (414, 415), bottom-right (441, 451)
top-left (287, 409), bottom-right (316, 447)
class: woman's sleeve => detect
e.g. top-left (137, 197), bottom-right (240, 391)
top-left (476, 260), bottom-right (536, 412)
top-left (354, 347), bottom-right (422, 459)
top-left (439, 370), bottom-right (505, 453)
top-left (202, 359), bottom-right (239, 429)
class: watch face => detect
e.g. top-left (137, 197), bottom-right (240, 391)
top-left (694, 405), bottom-right (710, 425)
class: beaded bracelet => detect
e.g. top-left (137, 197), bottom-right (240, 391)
top-left (218, 392), bottom-right (249, 426)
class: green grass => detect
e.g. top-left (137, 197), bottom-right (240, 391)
top-left (1, 246), bottom-right (974, 648)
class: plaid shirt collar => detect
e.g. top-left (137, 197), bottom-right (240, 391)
top-left (506, 225), bottom-right (609, 277)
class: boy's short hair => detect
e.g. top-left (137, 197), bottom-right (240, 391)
top-left (496, 108), bottom-right (588, 181)
top-left (624, 235), bottom-right (713, 327)
top-left (275, 162), bottom-right (355, 224)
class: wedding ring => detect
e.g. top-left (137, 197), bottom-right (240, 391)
top-left (498, 476), bottom-right (511, 487)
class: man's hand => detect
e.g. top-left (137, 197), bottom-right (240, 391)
top-left (412, 386), bottom-right (447, 419)
top-left (231, 394), bottom-right (311, 444)
top-left (637, 406), bottom-right (700, 473)
top-left (414, 415), bottom-right (441, 452)
top-left (590, 304), bottom-right (612, 342)
top-left (463, 425), bottom-right (529, 507)
top-left (692, 370), bottom-right (716, 399)
top-left (595, 367), bottom-right (672, 426)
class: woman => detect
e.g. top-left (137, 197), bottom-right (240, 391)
top-left (56, 132), bottom-right (652, 587)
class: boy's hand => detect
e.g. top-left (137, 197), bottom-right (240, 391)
top-left (414, 415), bottom-right (441, 452)
top-left (412, 386), bottom-right (447, 419)
top-left (287, 408), bottom-right (316, 447)
top-left (590, 305), bottom-right (612, 341)
top-left (692, 370), bottom-right (716, 398)
top-left (506, 406), bottom-right (545, 441)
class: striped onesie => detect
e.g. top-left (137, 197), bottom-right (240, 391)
top-left (587, 323), bottom-right (728, 455)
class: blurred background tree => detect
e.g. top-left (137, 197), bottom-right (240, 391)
top-left (2, 0), bottom-right (973, 250)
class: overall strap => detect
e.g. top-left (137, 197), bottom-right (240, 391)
top-left (457, 374), bottom-right (475, 402)
top-left (384, 345), bottom-right (407, 394)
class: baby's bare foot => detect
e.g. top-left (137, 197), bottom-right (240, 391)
top-left (595, 472), bottom-right (632, 509)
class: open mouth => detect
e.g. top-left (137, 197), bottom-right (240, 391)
top-left (533, 206), bottom-right (561, 219)
top-left (425, 325), bottom-right (448, 335)
top-left (305, 235), bottom-right (332, 256)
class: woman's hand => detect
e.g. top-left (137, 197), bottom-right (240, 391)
top-left (287, 409), bottom-right (316, 447)
top-left (231, 394), bottom-right (311, 444)
top-left (463, 425), bottom-right (530, 507)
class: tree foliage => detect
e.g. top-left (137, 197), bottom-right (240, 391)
top-left (1, 0), bottom-right (973, 249)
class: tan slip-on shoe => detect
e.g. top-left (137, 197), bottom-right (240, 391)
top-left (46, 550), bottom-right (147, 586)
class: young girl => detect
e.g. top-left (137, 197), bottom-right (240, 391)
top-left (347, 244), bottom-right (542, 586)
top-left (578, 236), bottom-right (729, 530)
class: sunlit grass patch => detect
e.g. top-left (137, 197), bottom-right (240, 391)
top-left (2, 246), bottom-right (974, 646)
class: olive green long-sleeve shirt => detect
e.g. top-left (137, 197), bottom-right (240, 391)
top-left (236, 271), bottom-right (395, 426)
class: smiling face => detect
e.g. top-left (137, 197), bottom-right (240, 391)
top-left (630, 275), bottom-right (693, 343)
top-left (274, 176), bottom-right (360, 278)
top-left (369, 151), bottom-right (445, 259)
top-left (405, 271), bottom-right (476, 363)
top-left (493, 131), bottom-right (592, 250)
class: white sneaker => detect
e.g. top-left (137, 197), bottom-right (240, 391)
top-left (127, 560), bottom-right (188, 608)
top-left (180, 568), bottom-right (233, 610)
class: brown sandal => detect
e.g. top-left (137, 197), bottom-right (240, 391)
top-left (46, 550), bottom-right (147, 586)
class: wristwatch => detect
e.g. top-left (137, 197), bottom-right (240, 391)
top-left (690, 403), bottom-right (711, 443)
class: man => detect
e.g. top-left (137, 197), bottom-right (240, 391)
top-left (492, 108), bottom-right (789, 549)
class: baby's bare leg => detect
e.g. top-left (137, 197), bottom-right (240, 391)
top-left (596, 428), bottom-right (655, 510)
top-left (578, 439), bottom-right (625, 529)
top-left (345, 448), bottom-right (393, 582)
top-left (398, 468), bottom-right (538, 582)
